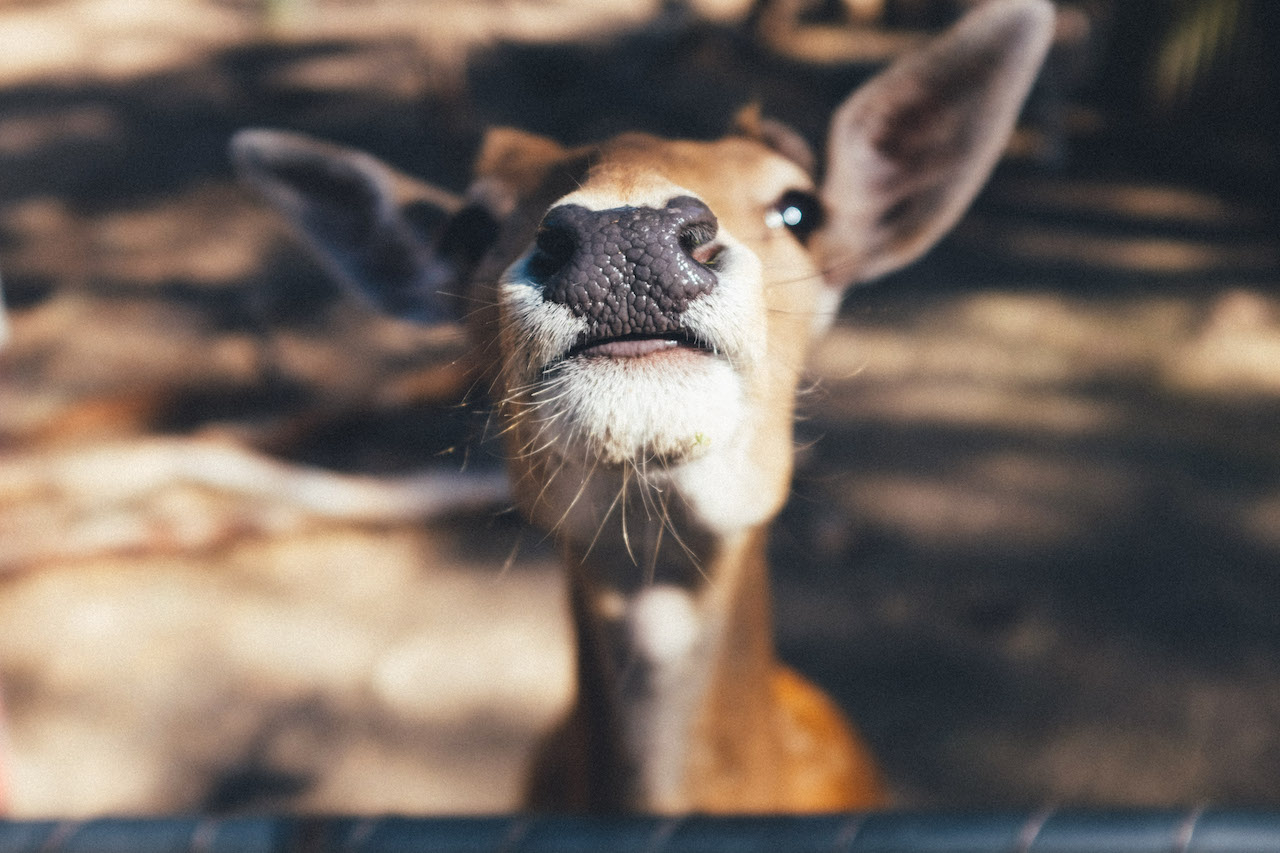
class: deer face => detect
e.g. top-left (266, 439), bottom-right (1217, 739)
top-left (234, 0), bottom-right (1054, 545)
top-left (470, 131), bottom-right (833, 536)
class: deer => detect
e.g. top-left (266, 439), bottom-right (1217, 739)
top-left (231, 0), bottom-right (1054, 814)
top-left (1, 279), bottom-right (9, 814)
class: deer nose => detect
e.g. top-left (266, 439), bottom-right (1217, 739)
top-left (529, 196), bottom-right (720, 340)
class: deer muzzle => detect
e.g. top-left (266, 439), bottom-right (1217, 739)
top-left (527, 196), bottom-right (722, 355)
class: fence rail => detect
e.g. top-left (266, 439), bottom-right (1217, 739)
top-left (3, 810), bottom-right (1280, 853)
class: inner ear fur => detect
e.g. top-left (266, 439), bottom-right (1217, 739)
top-left (817, 0), bottom-right (1055, 287)
top-left (232, 128), bottom-right (468, 324)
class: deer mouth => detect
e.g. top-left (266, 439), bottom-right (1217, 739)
top-left (565, 330), bottom-right (713, 361)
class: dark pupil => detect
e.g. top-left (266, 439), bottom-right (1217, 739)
top-left (775, 190), bottom-right (823, 242)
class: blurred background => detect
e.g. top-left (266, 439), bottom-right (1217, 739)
top-left (0, 0), bottom-right (1278, 817)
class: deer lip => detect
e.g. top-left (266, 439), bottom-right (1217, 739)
top-left (566, 332), bottom-right (711, 360)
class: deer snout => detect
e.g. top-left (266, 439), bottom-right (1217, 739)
top-left (527, 196), bottom-right (722, 350)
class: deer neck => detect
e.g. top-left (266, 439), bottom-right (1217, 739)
top-left (560, 482), bottom-right (780, 813)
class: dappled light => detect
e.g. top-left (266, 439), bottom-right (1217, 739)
top-left (990, 176), bottom-right (1255, 227)
top-left (0, 0), bottom-right (1279, 818)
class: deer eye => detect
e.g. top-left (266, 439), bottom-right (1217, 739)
top-left (766, 190), bottom-right (824, 244)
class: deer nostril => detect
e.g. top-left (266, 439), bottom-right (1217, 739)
top-left (677, 220), bottom-right (715, 254)
top-left (528, 221), bottom-right (577, 280)
top-left (668, 196), bottom-right (721, 269)
top-left (678, 220), bottom-right (722, 268)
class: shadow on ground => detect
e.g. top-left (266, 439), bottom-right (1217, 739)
top-left (1, 0), bottom-right (1279, 814)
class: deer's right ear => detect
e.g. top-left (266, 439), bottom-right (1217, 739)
top-left (815, 0), bottom-right (1054, 288)
top-left (232, 129), bottom-right (482, 324)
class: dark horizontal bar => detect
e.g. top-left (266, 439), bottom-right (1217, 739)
top-left (2, 810), bottom-right (1278, 853)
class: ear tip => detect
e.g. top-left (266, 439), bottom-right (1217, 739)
top-left (230, 127), bottom-right (271, 151)
top-left (956, 0), bottom-right (1056, 83)
top-left (1017, 0), bottom-right (1058, 39)
top-left (230, 128), bottom-right (332, 178)
top-left (981, 0), bottom-right (1058, 46)
top-left (231, 124), bottom-right (297, 152)
top-left (229, 127), bottom-right (281, 174)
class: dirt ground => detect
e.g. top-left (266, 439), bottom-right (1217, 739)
top-left (2, 0), bottom-right (1280, 818)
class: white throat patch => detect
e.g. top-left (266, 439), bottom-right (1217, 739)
top-left (626, 585), bottom-right (702, 668)
top-left (612, 583), bottom-right (712, 810)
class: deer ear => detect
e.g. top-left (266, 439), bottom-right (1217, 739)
top-left (816, 0), bottom-right (1054, 287)
top-left (231, 129), bottom-right (472, 324)
top-left (0, 274), bottom-right (10, 349)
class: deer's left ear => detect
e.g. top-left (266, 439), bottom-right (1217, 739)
top-left (232, 129), bottom-right (472, 324)
top-left (816, 0), bottom-right (1054, 287)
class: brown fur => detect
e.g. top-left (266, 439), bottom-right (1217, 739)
top-left (524, 529), bottom-right (886, 812)
top-left (233, 0), bottom-right (1053, 815)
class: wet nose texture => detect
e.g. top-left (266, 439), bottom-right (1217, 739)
top-left (530, 196), bottom-right (718, 342)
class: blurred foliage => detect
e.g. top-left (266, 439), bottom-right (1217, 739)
top-left (1079, 0), bottom-right (1278, 197)
top-left (1151, 0), bottom-right (1271, 111)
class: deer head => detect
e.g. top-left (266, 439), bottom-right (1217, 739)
top-left (233, 0), bottom-right (1053, 813)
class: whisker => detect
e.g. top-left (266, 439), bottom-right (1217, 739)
top-left (617, 465), bottom-right (636, 567)
top-left (579, 460), bottom-right (623, 562)
top-left (496, 526), bottom-right (526, 580)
